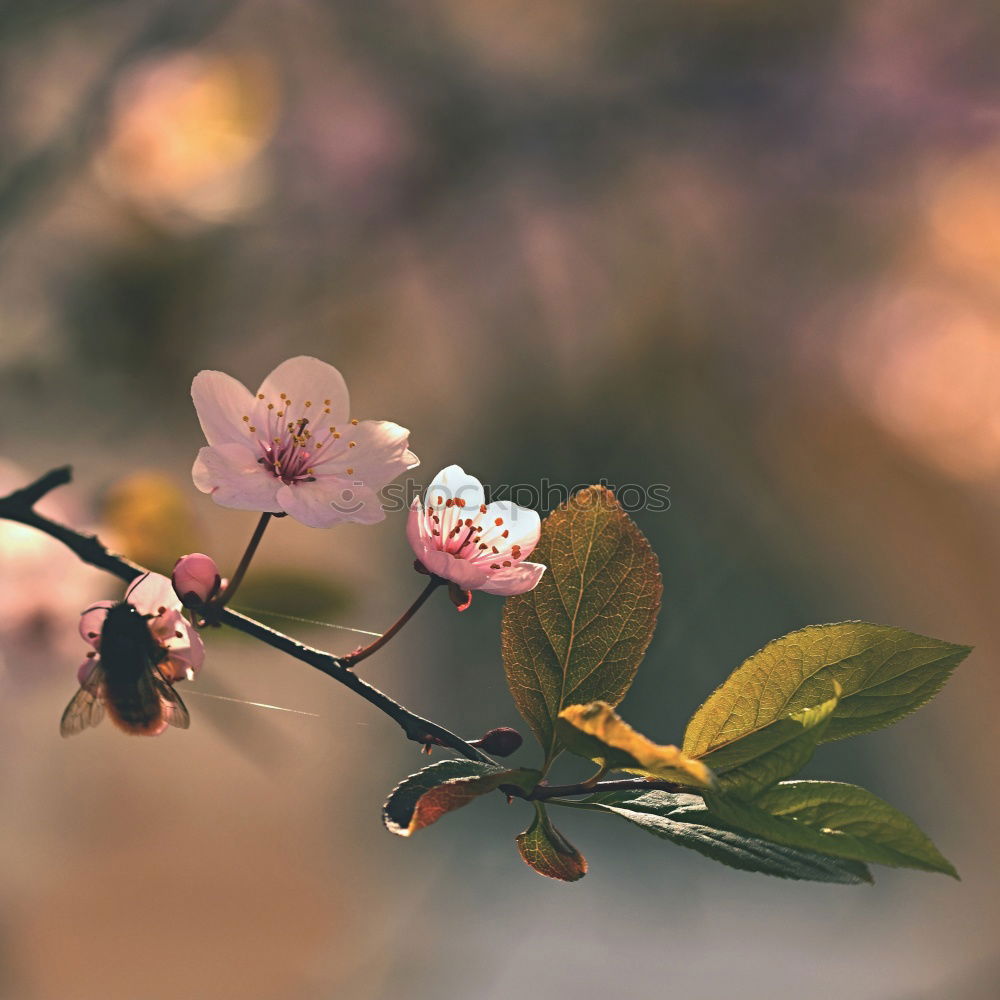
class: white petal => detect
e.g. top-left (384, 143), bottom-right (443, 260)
top-left (191, 370), bottom-right (258, 447)
top-left (257, 357), bottom-right (350, 424)
top-left (126, 572), bottom-right (181, 615)
top-left (424, 465), bottom-right (486, 510)
top-left (192, 444), bottom-right (283, 512)
top-left (275, 480), bottom-right (386, 528)
top-left (479, 561), bottom-right (546, 596)
top-left (325, 419), bottom-right (416, 491)
top-left (161, 625), bottom-right (205, 681)
top-left (148, 605), bottom-right (185, 642)
top-left (481, 501), bottom-right (541, 555)
top-left (78, 601), bottom-right (114, 648)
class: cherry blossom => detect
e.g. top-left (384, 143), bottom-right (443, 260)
top-left (407, 465), bottom-right (545, 606)
top-left (78, 572), bottom-right (205, 686)
top-left (191, 356), bottom-right (418, 527)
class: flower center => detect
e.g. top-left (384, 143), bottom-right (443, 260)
top-left (425, 496), bottom-right (524, 570)
top-left (241, 393), bottom-right (360, 486)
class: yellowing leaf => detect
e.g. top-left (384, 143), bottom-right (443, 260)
top-left (516, 803), bottom-right (587, 882)
top-left (684, 623), bottom-right (971, 756)
top-left (556, 702), bottom-right (714, 789)
top-left (383, 760), bottom-right (539, 837)
top-left (502, 486), bottom-right (662, 765)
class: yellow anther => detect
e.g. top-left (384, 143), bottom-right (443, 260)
top-left (249, 425), bottom-right (256, 432)
top-left (346, 467), bottom-right (354, 475)
top-left (257, 394), bottom-right (265, 399)
top-left (242, 415), bottom-right (249, 422)
top-left (305, 401), bottom-right (312, 407)
top-left (351, 418), bottom-right (359, 426)
top-left (349, 441), bottom-right (356, 448)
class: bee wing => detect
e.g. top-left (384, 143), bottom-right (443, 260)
top-left (60, 663), bottom-right (106, 737)
top-left (152, 671), bottom-right (190, 730)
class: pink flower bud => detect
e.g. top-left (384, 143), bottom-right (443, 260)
top-left (171, 553), bottom-right (221, 607)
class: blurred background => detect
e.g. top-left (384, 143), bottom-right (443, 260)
top-left (1, 1), bottom-right (998, 997)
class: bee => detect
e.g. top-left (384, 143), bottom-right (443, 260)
top-left (60, 599), bottom-right (190, 737)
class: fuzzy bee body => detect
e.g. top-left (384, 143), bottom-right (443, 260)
top-left (61, 600), bottom-right (190, 737)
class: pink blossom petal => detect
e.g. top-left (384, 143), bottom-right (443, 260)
top-left (424, 465), bottom-right (485, 510)
top-left (275, 480), bottom-right (386, 528)
top-left (125, 573), bottom-right (181, 616)
top-left (78, 602), bottom-right (114, 648)
top-left (418, 548), bottom-right (491, 590)
top-left (321, 419), bottom-right (418, 484)
top-left (193, 443), bottom-right (283, 512)
top-left (407, 498), bottom-right (432, 558)
top-left (257, 356), bottom-right (350, 424)
top-left (148, 606), bottom-right (186, 643)
top-left (191, 369), bottom-right (258, 447)
top-left (478, 561), bottom-right (546, 596)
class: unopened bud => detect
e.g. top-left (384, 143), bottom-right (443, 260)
top-left (448, 582), bottom-right (472, 612)
top-left (471, 726), bottom-right (523, 757)
top-left (172, 553), bottom-right (222, 608)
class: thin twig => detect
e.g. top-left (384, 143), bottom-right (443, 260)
top-left (215, 511), bottom-right (271, 607)
top-left (0, 467), bottom-right (495, 765)
top-left (341, 578), bottom-right (441, 667)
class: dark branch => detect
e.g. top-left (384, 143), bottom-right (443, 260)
top-left (0, 467), bottom-right (495, 766)
top-left (218, 608), bottom-right (494, 762)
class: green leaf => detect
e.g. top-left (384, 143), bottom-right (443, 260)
top-left (684, 623), bottom-right (971, 755)
top-left (516, 803), bottom-right (588, 882)
top-left (383, 760), bottom-right (540, 837)
top-left (582, 790), bottom-right (872, 884)
top-left (501, 486), bottom-right (662, 764)
top-left (706, 781), bottom-right (958, 877)
top-left (700, 688), bottom-right (839, 799)
top-left (556, 702), bottom-right (714, 788)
